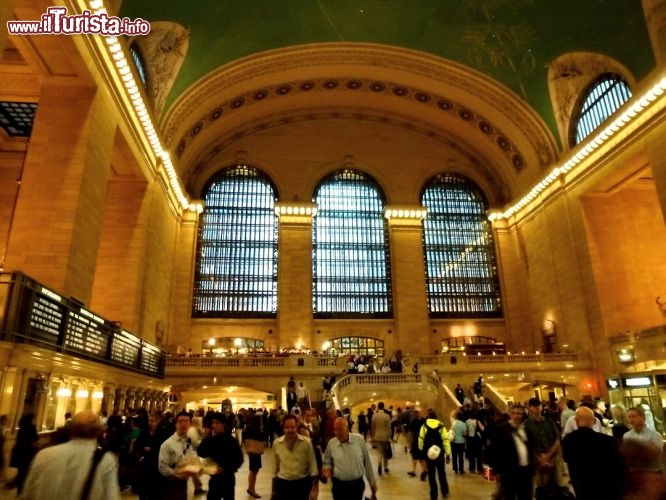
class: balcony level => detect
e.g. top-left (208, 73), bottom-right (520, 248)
top-left (164, 351), bottom-right (592, 405)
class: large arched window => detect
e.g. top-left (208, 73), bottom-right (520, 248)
top-left (572, 73), bottom-right (632, 145)
top-left (313, 169), bottom-right (392, 318)
top-left (193, 165), bottom-right (278, 317)
top-left (422, 173), bottom-right (501, 318)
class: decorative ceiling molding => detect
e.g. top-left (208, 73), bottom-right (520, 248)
top-left (183, 106), bottom-right (512, 207)
top-left (174, 76), bottom-right (527, 173)
top-left (162, 43), bottom-right (558, 171)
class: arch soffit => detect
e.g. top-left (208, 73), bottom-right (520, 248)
top-left (163, 43), bottom-right (558, 195)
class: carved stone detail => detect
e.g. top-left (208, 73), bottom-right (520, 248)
top-left (547, 52), bottom-right (636, 150)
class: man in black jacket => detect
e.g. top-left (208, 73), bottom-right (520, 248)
top-left (487, 404), bottom-right (534, 500)
top-left (563, 406), bottom-right (626, 500)
top-left (197, 413), bottom-right (244, 500)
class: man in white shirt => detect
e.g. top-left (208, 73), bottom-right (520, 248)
top-left (623, 406), bottom-right (664, 473)
top-left (273, 415), bottom-right (319, 500)
top-left (322, 417), bottom-right (377, 500)
top-left (158, 411), bottom-right (199, 500)
top-left (21, 410), bottom-right (120, 500)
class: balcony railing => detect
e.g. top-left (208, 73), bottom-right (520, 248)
top-left (165, 351), bottom-right (586, 373)
top-left (166, 355), bottom-right (343, 370)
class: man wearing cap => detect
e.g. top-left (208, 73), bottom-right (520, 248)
top-left (524, 398), bottom-right (560, 491)
top-left (197, 412), bottom-right (244, 500)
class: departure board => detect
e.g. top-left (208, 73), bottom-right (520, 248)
top-left (111, 330), bottom-right (140, 368)
top-left (28, 290), bottom-right (65, 344)
top-left (64, 308), bottom-right (109, 357)
top-left (140, 344), bottom-right (162, 374)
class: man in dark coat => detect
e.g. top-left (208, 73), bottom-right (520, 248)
top-left (562, 406), bottom-right (626, 500)
top-left (487, 404), bottom-right (534, 500)
top-left (197, 413), bottom-right (244, 500)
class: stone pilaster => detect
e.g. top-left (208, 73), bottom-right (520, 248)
top-left (5, 82), bottom-right (115, 300)
top-left (276, 202), bottom-right (317, 349)
top-left (385, 205), bottom-right (430, 355)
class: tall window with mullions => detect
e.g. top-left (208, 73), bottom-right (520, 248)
top-left (193, 165), bottom-right (278, 318)
top-left (313, 169), bottom-right (392, 318)
top-left (572, 73), bottom-right (632, 146)
top-left (422, 173), bottom-right (501, 318)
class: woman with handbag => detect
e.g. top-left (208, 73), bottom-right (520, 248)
top-left (243, 413), bottom-right (267, 498)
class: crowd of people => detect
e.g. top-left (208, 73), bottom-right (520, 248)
top-left (1, 390), bottom-right (665, 500)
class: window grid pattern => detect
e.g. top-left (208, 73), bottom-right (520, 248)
top-left (129, 45), bottom-right (147, 86)
top-left (330, 337), bottom-right (384, 358)
top-left (574, 74), bottom-right (632, 145)
top-left (422, 174), bottom-right (502, 318)
top-left (202, 337), bottom-right (265, 356)
top-left (313, 170), bottom-right (392, 318)
top-left (0, 101), bottom-right (38, 137)
top-left (193, 166), bottom-right (278, 317)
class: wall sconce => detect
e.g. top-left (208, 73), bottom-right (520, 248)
top-left (617, 348), bottom-right (635, 363)
top-left (57, 387), bottom-right (72, 397)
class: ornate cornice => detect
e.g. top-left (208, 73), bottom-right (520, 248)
top-left (162, 43), bottom-right (558, 172)
top-left (183, 106), bottom-right (512, 206)
top-left (174, 76), bottom-right (528, 174)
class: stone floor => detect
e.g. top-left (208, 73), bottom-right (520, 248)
top-left (147, 442), bottom-right (496, 499)
top-left (1, 442), bottom-right (500, 499)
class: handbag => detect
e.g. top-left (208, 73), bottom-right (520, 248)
top-left (384, 442), bottom-right (393, 459)
top-left (244, 438), bottom-right (266, 455)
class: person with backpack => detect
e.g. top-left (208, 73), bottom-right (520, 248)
top-left (418, 409), bottom-right (452, 500)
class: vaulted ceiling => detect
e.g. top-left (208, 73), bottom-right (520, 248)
top-left (120, 0), bottom-right (654, 133)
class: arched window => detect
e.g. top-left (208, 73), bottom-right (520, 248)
top-left (572, 73), bottom-right (632, 145)
top-left (193, 165), bottom-right (278, 318)
top-left (421, 173), bottom-right (501, 318)
top-left (313, 169), bottom-right (392, 318)
top-left (129, 43), bottom-right (147, 86)
top-left (326, 337), bottom-right (385, 358)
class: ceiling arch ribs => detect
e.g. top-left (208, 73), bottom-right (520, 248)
top-left (162, 43), bottom-right (559, 200)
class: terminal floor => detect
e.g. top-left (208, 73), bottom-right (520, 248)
top-left (141, 442), bottom-right (496, 499)
top-left (1, 442), bottom-right (500, 499)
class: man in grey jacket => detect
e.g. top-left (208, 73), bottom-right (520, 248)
top-left (370, 401), bottom-right (392, 475)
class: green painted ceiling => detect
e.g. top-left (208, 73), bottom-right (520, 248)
top-left (120, 0), bottom-right (654, 133)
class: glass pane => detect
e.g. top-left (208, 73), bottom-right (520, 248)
top-left (193, 166), bottom-right (278, 317)
top-left (313, 169), bottom-right (392, 317)
top-left (422, 173), bottom-right (502, 318)
top-left (574, 74), bottom-right (632, 145)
